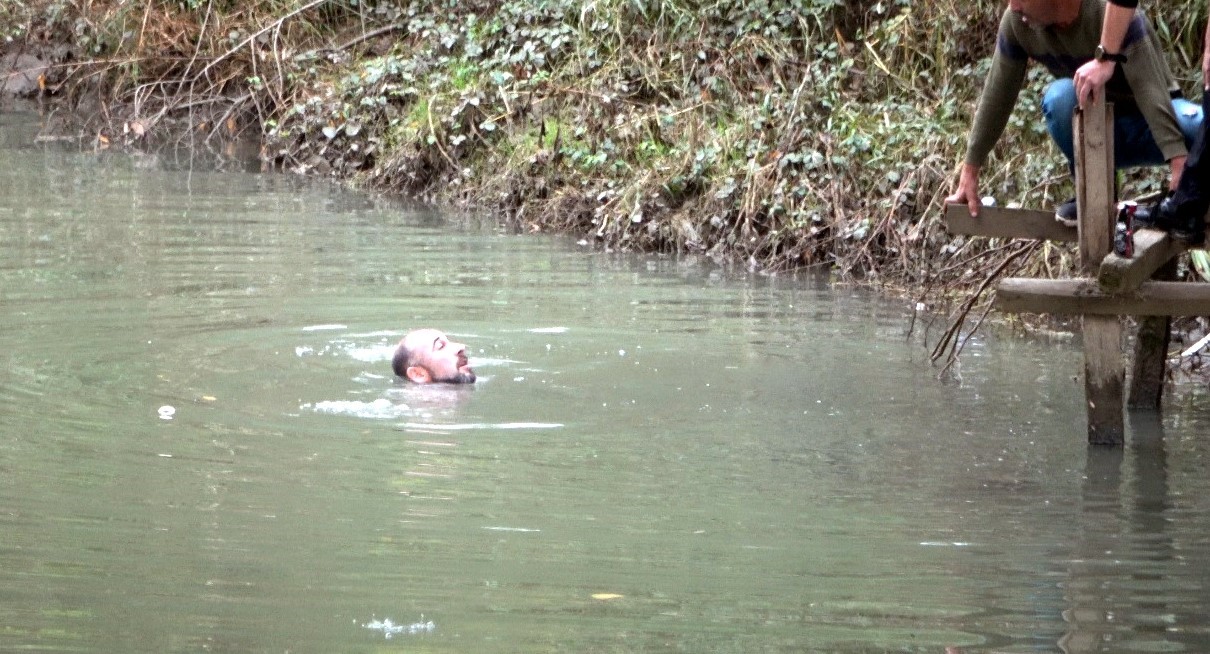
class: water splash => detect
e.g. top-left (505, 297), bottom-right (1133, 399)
top-left (304, 398), bottom-right (411, 419)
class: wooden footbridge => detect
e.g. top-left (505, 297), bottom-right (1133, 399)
top-left (943, 97), bottom-right (1210, 445)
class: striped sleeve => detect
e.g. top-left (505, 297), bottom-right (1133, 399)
top-left (1120, 12), bottom-right (1147, 49)
top-left (996, 30), bottom-right (1028, 61)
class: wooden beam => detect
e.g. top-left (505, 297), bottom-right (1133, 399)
top-left (1075, 99), bottom-right (1123, 445)
top-left (1097, 228), bottom-right (1184, 293)
top-left (996, 277), bottom-right (1210, 315)
top-left (1076, 103), bottom-right (1116, 264)
top-left (1083, 319), bottom-right (1125, 445)
top-left (943, 203), bottom-right (1077, 242)
top-left (1129, 259), bottom-right (1178, 409)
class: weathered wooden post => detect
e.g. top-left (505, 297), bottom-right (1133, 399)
top-left (942, 97), bottom-right (1210, 446)
top-left (1127, 259), bottom-right (1177, 409)
top-left (1074, 96), bottom-right (1125, 444)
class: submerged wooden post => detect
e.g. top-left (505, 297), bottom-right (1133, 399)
top-left (1128, 259), bottom-right (1177, 409)
top-left (1075, 97), bottom-right (1125, 444)
top-left (943, 97), bottom-right (1210, 443)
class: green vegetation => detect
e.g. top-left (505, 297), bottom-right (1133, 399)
top-left (3, 0), bottom-right (1208, 298)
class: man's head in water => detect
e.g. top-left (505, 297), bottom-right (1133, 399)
top-left (392, 329), bottom-right (476, 384)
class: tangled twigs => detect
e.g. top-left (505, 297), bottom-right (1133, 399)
top-left (929, 240), bottom-right (1041, 376)
top-left (186, 0), bottom-right (330, 91)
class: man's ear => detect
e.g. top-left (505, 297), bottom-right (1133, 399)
top-left (405, 366), bottom-right (431, 383)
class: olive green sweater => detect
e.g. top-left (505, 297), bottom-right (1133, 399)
top-left (966, 0), bottom-right (1185, 168)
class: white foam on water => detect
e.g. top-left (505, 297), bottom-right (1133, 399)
top-left (362, 617), bottom-right (434, 639)
top-left (301, 324), bottom-right (348, 332)
top-left (401, 422), bottom-right (563, 431)
top-left (347, 344), bottom-right (395, 363)
top-left (304, 398), bottom-right (411, 420)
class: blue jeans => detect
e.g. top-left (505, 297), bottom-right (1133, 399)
top-left (1042, 78), bottom-right (1202, 170)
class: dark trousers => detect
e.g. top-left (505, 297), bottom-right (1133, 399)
top-left (1170, 91), bottom-right (1210, 224)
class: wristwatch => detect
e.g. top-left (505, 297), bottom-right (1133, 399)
top-left (1094, 44), bottom-right (1128, 64)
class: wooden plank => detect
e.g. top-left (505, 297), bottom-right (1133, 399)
top-left (943, 203), bottom-right (1077, 242)
top-left (1076, 102), bottom-right (1116, 267)
top-left (1130, 315), bottom-right (1174, 409)
top-left (1128, 259), bottom-right (1178, 410)
top-left (1075, 99), bottom-right (1123, 444)
top-left (1084, 316), bottom-right (1125, 444)
top-left (996, 277), bottom-right (1210, 315)
top-left (1098, 228), bottom-right (1184, 293)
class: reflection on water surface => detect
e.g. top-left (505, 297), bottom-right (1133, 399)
top-left (3, 110), bottom-right (1210, 653)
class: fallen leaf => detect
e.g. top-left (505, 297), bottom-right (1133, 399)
top-left (201, 396), bottom-right (217, 402)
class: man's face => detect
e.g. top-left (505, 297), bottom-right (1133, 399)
top-left (403, 329), bottom-right (476, 384)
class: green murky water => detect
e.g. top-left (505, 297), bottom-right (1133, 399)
top-left (3, 110), bottom-right (1210, 653)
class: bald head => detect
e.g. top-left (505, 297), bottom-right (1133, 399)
top-left (393, 329), bottom-right (476, 384)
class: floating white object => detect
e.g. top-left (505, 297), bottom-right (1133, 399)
top-left (1180, 332), bottom-right (1210, 357)
top-left (157, 405), bottom-right (176, 420)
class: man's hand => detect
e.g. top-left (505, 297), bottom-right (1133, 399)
top-left (945, 163), bottom-right (983, 217)
top-left (1074, 59), bottom-right (1116, 109)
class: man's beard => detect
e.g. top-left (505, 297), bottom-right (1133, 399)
top-left (435, 369), bottom-right (476, 384)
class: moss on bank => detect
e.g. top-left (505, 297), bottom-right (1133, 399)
top-left (2, 0), bottom-right (1208, 298)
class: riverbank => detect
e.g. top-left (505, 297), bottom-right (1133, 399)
top-left (0, 1), bottom-right (1039, 274)
top-left (3, 0), bottom-right (1209, 356)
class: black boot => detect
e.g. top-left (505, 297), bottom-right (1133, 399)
top-left (1136, 195), bottom-right (1206, 245)
top-left (1136, 90), bottom-right (1210, 245)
